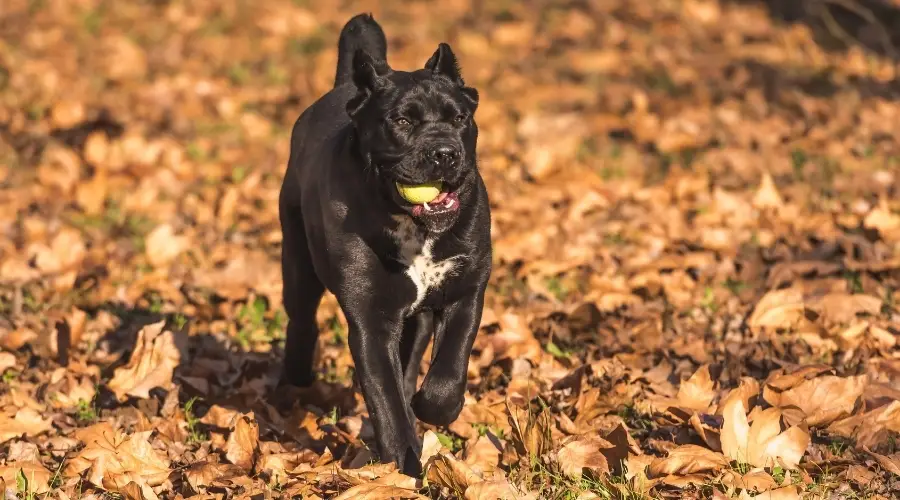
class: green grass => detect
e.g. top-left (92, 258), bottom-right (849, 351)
top-left (184, 397), bottom-right (208, 445)
top-left (75, 398), bottom-right (98, 423)
top-left (236, 297), bottom-right (286, 349)
top-left (544, 276), bottom-right (568, 301)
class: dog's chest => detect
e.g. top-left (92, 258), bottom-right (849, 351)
top-left (389, 216), bottom-right (460, 309)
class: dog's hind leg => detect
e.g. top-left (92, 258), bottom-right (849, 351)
top-left (399, 311), bottom-right (433, 424)
top-left (279, 206), bottom-right (325, 388)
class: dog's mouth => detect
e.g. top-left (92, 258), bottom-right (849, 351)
top-left (411, 191), bottom-right (460, 217)
top-left (393, 181), bottom-right (461, 218)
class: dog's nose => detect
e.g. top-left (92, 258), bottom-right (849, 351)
top-left (428, 145), bottom-right (460, 166)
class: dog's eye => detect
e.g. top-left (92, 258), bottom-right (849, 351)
top-left (395, 117), bottom-right (411, 127)
top-left (454, 114), bottom-right (467, 123)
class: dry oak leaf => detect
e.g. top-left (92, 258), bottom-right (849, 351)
top-left (107, 320), bottom-right (181, 400)
top-left (0, 460), bottom-right (53, 494)
top-left (465, 478), bottom-right (537, 500)
top-left (648, 445), bottom-right (728, 477)
top-left (426, 453), bottom-right (484, 497)
top-left (183, 461), bottom-right (246, 492)
top-left (421, 430), bottom-right (449, 466)
top-left (863, 447), bottom-right (900, 476)
top-left (721, 397), bottom-right (809, 470)
top-left (49, 374), bottom-right (97, 409)
top-left (763, 374), bottom-right (868, 427)
top-left (748, 289), bottom-right (813, 332)
top-left (463, 435), bottom-right (502, 475)
top-left (828, 401), bottom-right (900, 449)
top-left (145, 224), bottom-right (189, 268)
top-left (738, 486), bottom-right (801, 500)
top-left (331, 483), bottom-right (427, 500)
top-left (676, 364), bottom-right (716, 412)
top-left (119, 480), bottom-right (160, 500)
top-left (225, 412), bottom-right (260, 471)
top-left (0, 407), bottom-right (53, 443)
top-left (67, 422), bottom-right (171, 490)
top-left (556, 434), bottom-right (613, 479)
top-left (752, 172), bottom-right (784, 210)
top-left (0, 351), bottom-right (16, 373)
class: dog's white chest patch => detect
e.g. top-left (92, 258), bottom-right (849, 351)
top-left (389, 216), bottom-right (460, 309)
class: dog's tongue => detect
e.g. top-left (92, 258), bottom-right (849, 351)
top-left (433, 192), bottom-right (449, 203)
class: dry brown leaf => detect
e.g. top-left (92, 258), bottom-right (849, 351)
top-left (721, 396), bottom-right (809, 469)
top-left (421, 429), bottom-right (448, 466)
top-left (752, 172), bottom-right (784, 210)
top-left (107, 321), bottom-right (181, 400)
top-left (0, 408), bottom-right (53, 442)
top-left (183, 461), bottom-right (245, 492)
top-left (676, 364), bottom-right (715, 412)
top-left (426, 453), bottom-right (483, 497)
top-left (331, 482), bottom-right (426, 500)
top-left (738, 485), bottom-right (801, 500)
top-left (648, 445), bottom-right (728, 477)
top-left (507, 403), bottom-right (553, 461)
top-left (463, 435), bottom-right (502, 475)
top-left (465, 478), bottom-right (537, 500)
top-left (556, 434), bottom-right (613, 479)
top-left (225, 412), bottom-right (260, 471)
top-left (145, 224), bottom-right (189, 268)
top-left (0, 461), bottom-right (52, 494)
top-left (864, 447), bottom-right (900, 476)
top-left (49, 374), bottom-right (97, 409)
top-left (0, 352), bottom-right (16, 373)
top-left (828, 401), bottom-right (900, 449)
top-left (763, 374), bottom-right (867, 426)
top-left (67, 422), bottom-right (170, 491)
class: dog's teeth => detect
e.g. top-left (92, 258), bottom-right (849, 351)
top-left (423, 202), bottom-right (430, 211)
top-left (445, 199), bottom-right (455, 209)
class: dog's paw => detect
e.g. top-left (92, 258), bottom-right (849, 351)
top-left (411, 385), bottom-right (464, 426)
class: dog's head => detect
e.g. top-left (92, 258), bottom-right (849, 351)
top-left (347, 43), bottom-right (479, 233)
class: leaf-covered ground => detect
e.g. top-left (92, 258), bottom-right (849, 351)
top-left (2, 0), bottom-right (900, 498)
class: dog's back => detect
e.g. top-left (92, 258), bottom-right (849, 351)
top-left (334, 13), bottom-right (387, 88)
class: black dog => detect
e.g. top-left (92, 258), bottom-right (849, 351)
top-left (278, 13), bottom-right (491, 476)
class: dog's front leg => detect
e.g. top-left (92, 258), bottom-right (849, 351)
top-left (411, 284), bottom-right (487, 426)
top-left (346, 308), bottom-right (422, 476)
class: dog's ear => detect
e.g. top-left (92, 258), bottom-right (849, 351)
top-left (425, 43), bottom-right (479, 108)
top-left (425, 43), bottom-right (463, 83)
top-left (347, 49), bottom-right (391, 118)
top-left (352, 49), bottom-right (390, 92)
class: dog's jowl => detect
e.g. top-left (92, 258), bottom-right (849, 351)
top-left (278, 13), bottom-right (491, 476)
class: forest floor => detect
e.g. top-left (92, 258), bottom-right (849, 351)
top-left (1, 0), bottom-right (900, 498)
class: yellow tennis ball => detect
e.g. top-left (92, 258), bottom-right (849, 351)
top-left (395, 181), bottom-right (442, 204)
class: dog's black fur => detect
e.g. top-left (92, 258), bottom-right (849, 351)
top-left (278, 13), bottom-right (491, 476)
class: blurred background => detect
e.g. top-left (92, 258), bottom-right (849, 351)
top-left (1, 0), bottom-right (900, 498)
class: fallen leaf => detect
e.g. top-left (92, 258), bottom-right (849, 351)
top-left (763, 374), bottom-right (868, 426)
top-left (0, 408), bottom-right (53, 443)
top-left (556, 434), bottom-right (612, 479)
top-left (225, 412), bottom-right (260, 471)
top-left (864, 447), bottom-right (900, 476)
top-left (721, 396), bottom-right (809, 469)
top-left (648, 445), bottom-right (728, 476)
top-left (67, 422), bottom-right (171, 492)
top-left (0, 461), bottom-right (52, 494)
top-left (331, 482), bottom-right (426, 500)
top-left (145, 224), bottom-right (189, 268)
top-left (426, 453), bottom-right (483, 497)
top-left (107, 321), bottom-right (182, 400)
top-left (0, 352), bottom-right (16, 373)
top-left (465, 478), bottom-right (536, 500)
top-left (463, 435), bottom-right (502, 475)
top-left (676, 364), bottom-right (716, 411)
